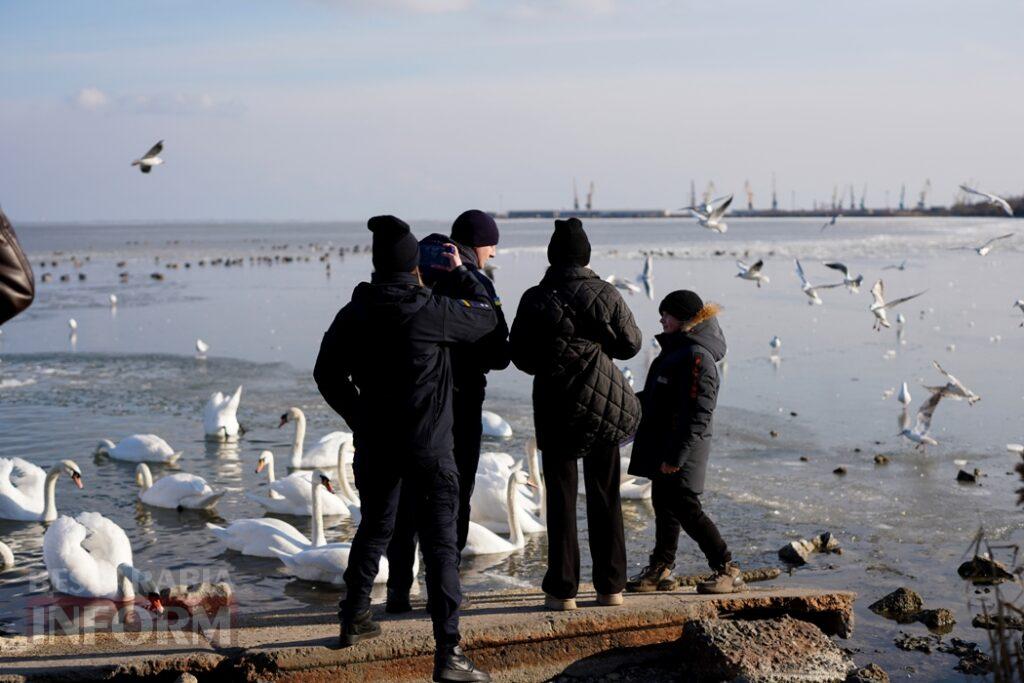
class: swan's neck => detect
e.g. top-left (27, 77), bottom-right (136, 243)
top-left (116, 564), bottom-right (137, 602)
top-left (0, 541), bottom-right (13, 569)
top-left (336, 445), bottom-right (359, 507)
top-left (42, 469), bottom-right (61, 522)
top-left (310, 479), bottom-right (326, 547)
top-left (290, 412), bottom-right (307, 467)
top-left (264, 456), bottom-right (277, 485)
top-left (137, 465), bottom-right (154, 492)
top-left (506, 475), bottom-right (524, 548)
top-left (529, 447), bottom-right (545, 518)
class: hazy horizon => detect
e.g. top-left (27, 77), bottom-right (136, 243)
top-left (2, 0), bottom-right (1022, 222)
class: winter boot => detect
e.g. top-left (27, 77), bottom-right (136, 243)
top-left (340, 609), bottom-right (381, 646)
top-left (696, 562), bottom-right (745, 595)
top-left (625, 562), bottom-right (674, 593)
top-left (433, 645), bottom-right (491, 682)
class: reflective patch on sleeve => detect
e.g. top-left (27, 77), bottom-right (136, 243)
top-left (493, 296), bottom-right (502, 307)
top-left (460, 299), bottom-right (492, 310)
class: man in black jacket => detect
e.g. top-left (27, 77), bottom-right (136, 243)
top-left (385, 210), bottom-right (510, 612)
top-left (509, 217), bottom-right (642, 611)
top-left (314, 215), bottom-right (496, 683)
top-left (626, 289), bottom-right (743, 595)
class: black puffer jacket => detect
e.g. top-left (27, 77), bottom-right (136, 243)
top-left (627, 305), bottom-right (726, 494)
top-left (314, 267), bottom-right (497, 464)
top-left (510, 265), bottom-right (642, 458)
top-left (420, 233), bottom-right (510, 396)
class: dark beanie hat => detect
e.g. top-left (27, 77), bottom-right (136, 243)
top-left (451, 209), bottom-right (500, 248)
top-left (659, 289), bottom-right (704, 322)
top-left (547, 217), bottom-right (591, 266)
top-left (368, 215), bottom-right (419, 273)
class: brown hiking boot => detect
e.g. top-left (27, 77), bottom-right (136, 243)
top-left (626, 562), bottom-right (673, 593)
top-left (696, 562), bottom-right (745, 594)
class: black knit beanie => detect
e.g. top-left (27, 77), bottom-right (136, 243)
top-left (368, 215), bottom-right (419, 273)
top-left (451, 209), bottom-right (500, 248)
top-left (547, 217), bottom-right (591, 266)
top-left (659, 290), bottom-right (704, 322)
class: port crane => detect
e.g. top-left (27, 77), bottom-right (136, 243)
top-left (771, 173), bottom-right (778, 211)
top-left (859, 184), bottom-right (867, 211)
top-left (744, 180), bottom-right (754, 211)
top-left (916, 179), bottom-right (931, 210)
top-left (585, 181), bottom-right (594, 211)
top-left (689, 180), bottom-right (696, 209)
top-left (899, 184), bottom-right (906, 211)
top-left (573, 178), bottom-right (579, 211)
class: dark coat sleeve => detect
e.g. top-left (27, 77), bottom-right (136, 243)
top-left (668, 349), bottom-right (718, 467)
top-left (508, 287), bottom-right (547, 376)
top-left (420, 266), bottom-right (498, 344)
top-left (313, 306), bottom-right (362, 430)
top-left (595, 284), bottom-right (643, 361)
top-left (0, 208), bottom-right (35, 325)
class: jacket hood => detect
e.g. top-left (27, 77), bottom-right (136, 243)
top-left (352, 273), bottom-right (428, 326)
top-left (658, 304), bottom-right (727, 361)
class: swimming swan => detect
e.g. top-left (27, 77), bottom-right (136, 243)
top-left (203, 386), bottom-right (243, 441)
top-left (0, 458), bottom-right (83, 522)
top-left (95, 435), bottom-right (182, 465)
top-left (278, 407), bottom-right (353, 469)
top-left (135, 463), bottom-right (225, 510)
top-left (463, 466), bottom-right (533, 556)
top-left (245, 448), bottom-right (351, 517)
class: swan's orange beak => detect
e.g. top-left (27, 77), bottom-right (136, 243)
top-left (148, 595), bottom-right (164, 614)
top-left (255, 460), bottom-right (267, 474)
top-left (71, 473), bottom-right (84, 489)
top-left (321, 476), bottom-right (335, 494)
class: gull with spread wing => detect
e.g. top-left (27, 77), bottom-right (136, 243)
top-left (952, 233), bottom-right (1015, 257)
top-left (925, 360), bottom-right (980, 405)
top-left (820, 213), bottom-right (842, 232)
top-left (131, 141), bottom-right (164, 174)
top-left (823, 262), bottom-right (863, 293)
top-left (899, 389), bottom-right (944, 451)
top-left (795, 259), bottom-right (843, 305)
top-left (736, 259), bottom-right (769, 288)
top-left (960, 184), bottom-right (1014, 217)
top-left (683, 194), bottom-right (733, 233)
top-left (869, 280), bottom-right (926, 330)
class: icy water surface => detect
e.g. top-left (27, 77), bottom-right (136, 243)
top-left (2, 217), bottom-right (1023, 679)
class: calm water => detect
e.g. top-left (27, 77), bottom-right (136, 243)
top-left (2, 217), bottom-right (1022, 679)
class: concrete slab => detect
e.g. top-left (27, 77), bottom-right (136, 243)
top-left (0, 585), bottom-right (854, 682)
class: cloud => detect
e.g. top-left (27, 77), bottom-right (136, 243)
top-left (73, 87), bottom-right (109, 111)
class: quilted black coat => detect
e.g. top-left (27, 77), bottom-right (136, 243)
top-left (509, 265), bottom-right (642, 458)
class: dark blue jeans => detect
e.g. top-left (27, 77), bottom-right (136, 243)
top-left (341, 452), bottom-right (462, 650)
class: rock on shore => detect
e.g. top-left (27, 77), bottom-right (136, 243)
top-left (679, 615), bottom-right (855, 682)
top-left (868, 587), bottom-right (923, 622)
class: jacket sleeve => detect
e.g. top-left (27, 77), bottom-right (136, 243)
top-left (668, 350), bottom-right (718, 467)
top-left (0, 208), bottom-right (35, 325)
top-left (425, 266), bottom-right (498, 344)
top-left (313, 307), bottom-right (362, 430)
top-left (598, 287), bottom-right (643, 361)
top-left (472, 273), bottom-right (511, 371)
top-left (509, 287), bottom-right (544, 376)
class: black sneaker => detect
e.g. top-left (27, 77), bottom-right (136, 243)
top-left (625, 562), bottom-right (674, 593)
top-left (385, 589), bottom-right (413, 614)
top-left (433, 646), bottom-right (491, 682)
top-left (340, 609), bottom-right (381, 647)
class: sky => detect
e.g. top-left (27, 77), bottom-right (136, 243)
top-left (1, 0), bottom-right (1022, 222)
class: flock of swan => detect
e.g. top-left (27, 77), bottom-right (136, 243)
top-left (0, 379), bottom-right (654, 612)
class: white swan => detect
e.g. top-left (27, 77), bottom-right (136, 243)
top-left (482, 410), bottom-right (513, 439)
top-left (470, 445), bottom-right (544, 534)
top-left (207, 469), bottom-right (335, 558)
top-left (463, 466), bottom-right (532, 556)
top-left (0, 458), bottom-right (83, 522)
top-left (43, 511), bottom-right (163, 611)
top-left (135, 463), bottom-right (225, 510)
top-left (95, 435), bottom-right (182, 464)
top-left (203, 386), bottom-right (242, 441)
top-left (278, 407), bottom-right (353, 469)
top-left (0, 541), bottom-right (13, 569)
top-left (268, 472), bottom-right (390, 584)
top-left (246, 449), bottom-right (350, 517)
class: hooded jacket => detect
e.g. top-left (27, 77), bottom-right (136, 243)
top-left (420, 233), bottom-right (510, 395)
top-left (627, 304), bottom-right (726, 494)
top-left (313, 267), bottom-right (497, 464)
top-left (509, 265), bottom-right (642, 458)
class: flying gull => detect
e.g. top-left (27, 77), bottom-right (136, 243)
top-left (795, 259), bottom-right (843, 305)
top-left (899, 388), bottom-right (944, 451)
top-left (820, 213), bottom-right (842, 232)
top-left (960, 184), bottom-right (1014, 216)
top-left (925, 360), bottom-right (980, 405)
top-left (131, 140), bottom-right (164, 174)
top-left (882, 259), bottom-right (908, 271)
top-left (605, 274), bottom-right (641, 295)
top-left (682, 194), bottom-right (733, 234)
top-left (869, 279), bottom-right (926, 330)
top-left (823, 262), bottom-right (864, 293)
top-left (953, 233), bottom-right (1015, 257)
top-left (736, 259), bottom-right (769, 288)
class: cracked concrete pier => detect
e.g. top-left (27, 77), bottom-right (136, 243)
top-left (0, 585), bottom-right (855, 682)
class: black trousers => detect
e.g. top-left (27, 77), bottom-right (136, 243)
top-left (541, 442), bottom-right (627, 599)
top-left (341, 453), bottom-right (462, 650)
top-left (386, 387), bottom-right (484, 596)
top-left (650, 477), bottom-right (730, 571)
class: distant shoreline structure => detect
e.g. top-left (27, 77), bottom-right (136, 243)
top-left (493, 202), bottom-right (1021, 220)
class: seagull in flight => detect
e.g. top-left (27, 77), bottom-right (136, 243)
top-left (960, 184), bottom-right (1014, 216)
top-left (869, 280), bottom-right (926, 330)
top-left (605, 274), bottom-right (641, 295)
top-left (882, 259), bottom-right (908, 271)
top-left (1014, 299), bottom-right (1024, 327)
top-left (131, 140), bottom-right (164, 174)
top-left (823, 262), bottom-right (864, 293)
top-left (899, 388), bottom-right (944, 451)
top-left (820, 213), bottom-right (842, 232)
top-left (953, 233), bottom-right (1015, 257)
top-left (196, 338), bottom-right (210, 358)
top-left (925, 360), bottom-right (980, 405)
top-left (736, 259), bottom-right (769, 288)
top-left (795, 259), bottom-right (843, 305)
top-left (639, 254), bottom-right (654, 300)
top-left (682, 194), bottom-right (733, 233)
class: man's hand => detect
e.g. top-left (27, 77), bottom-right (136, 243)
top-left (660, 462), bottom-right (680, 475)
top-left (435, 243), bottom-right (462, 271)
